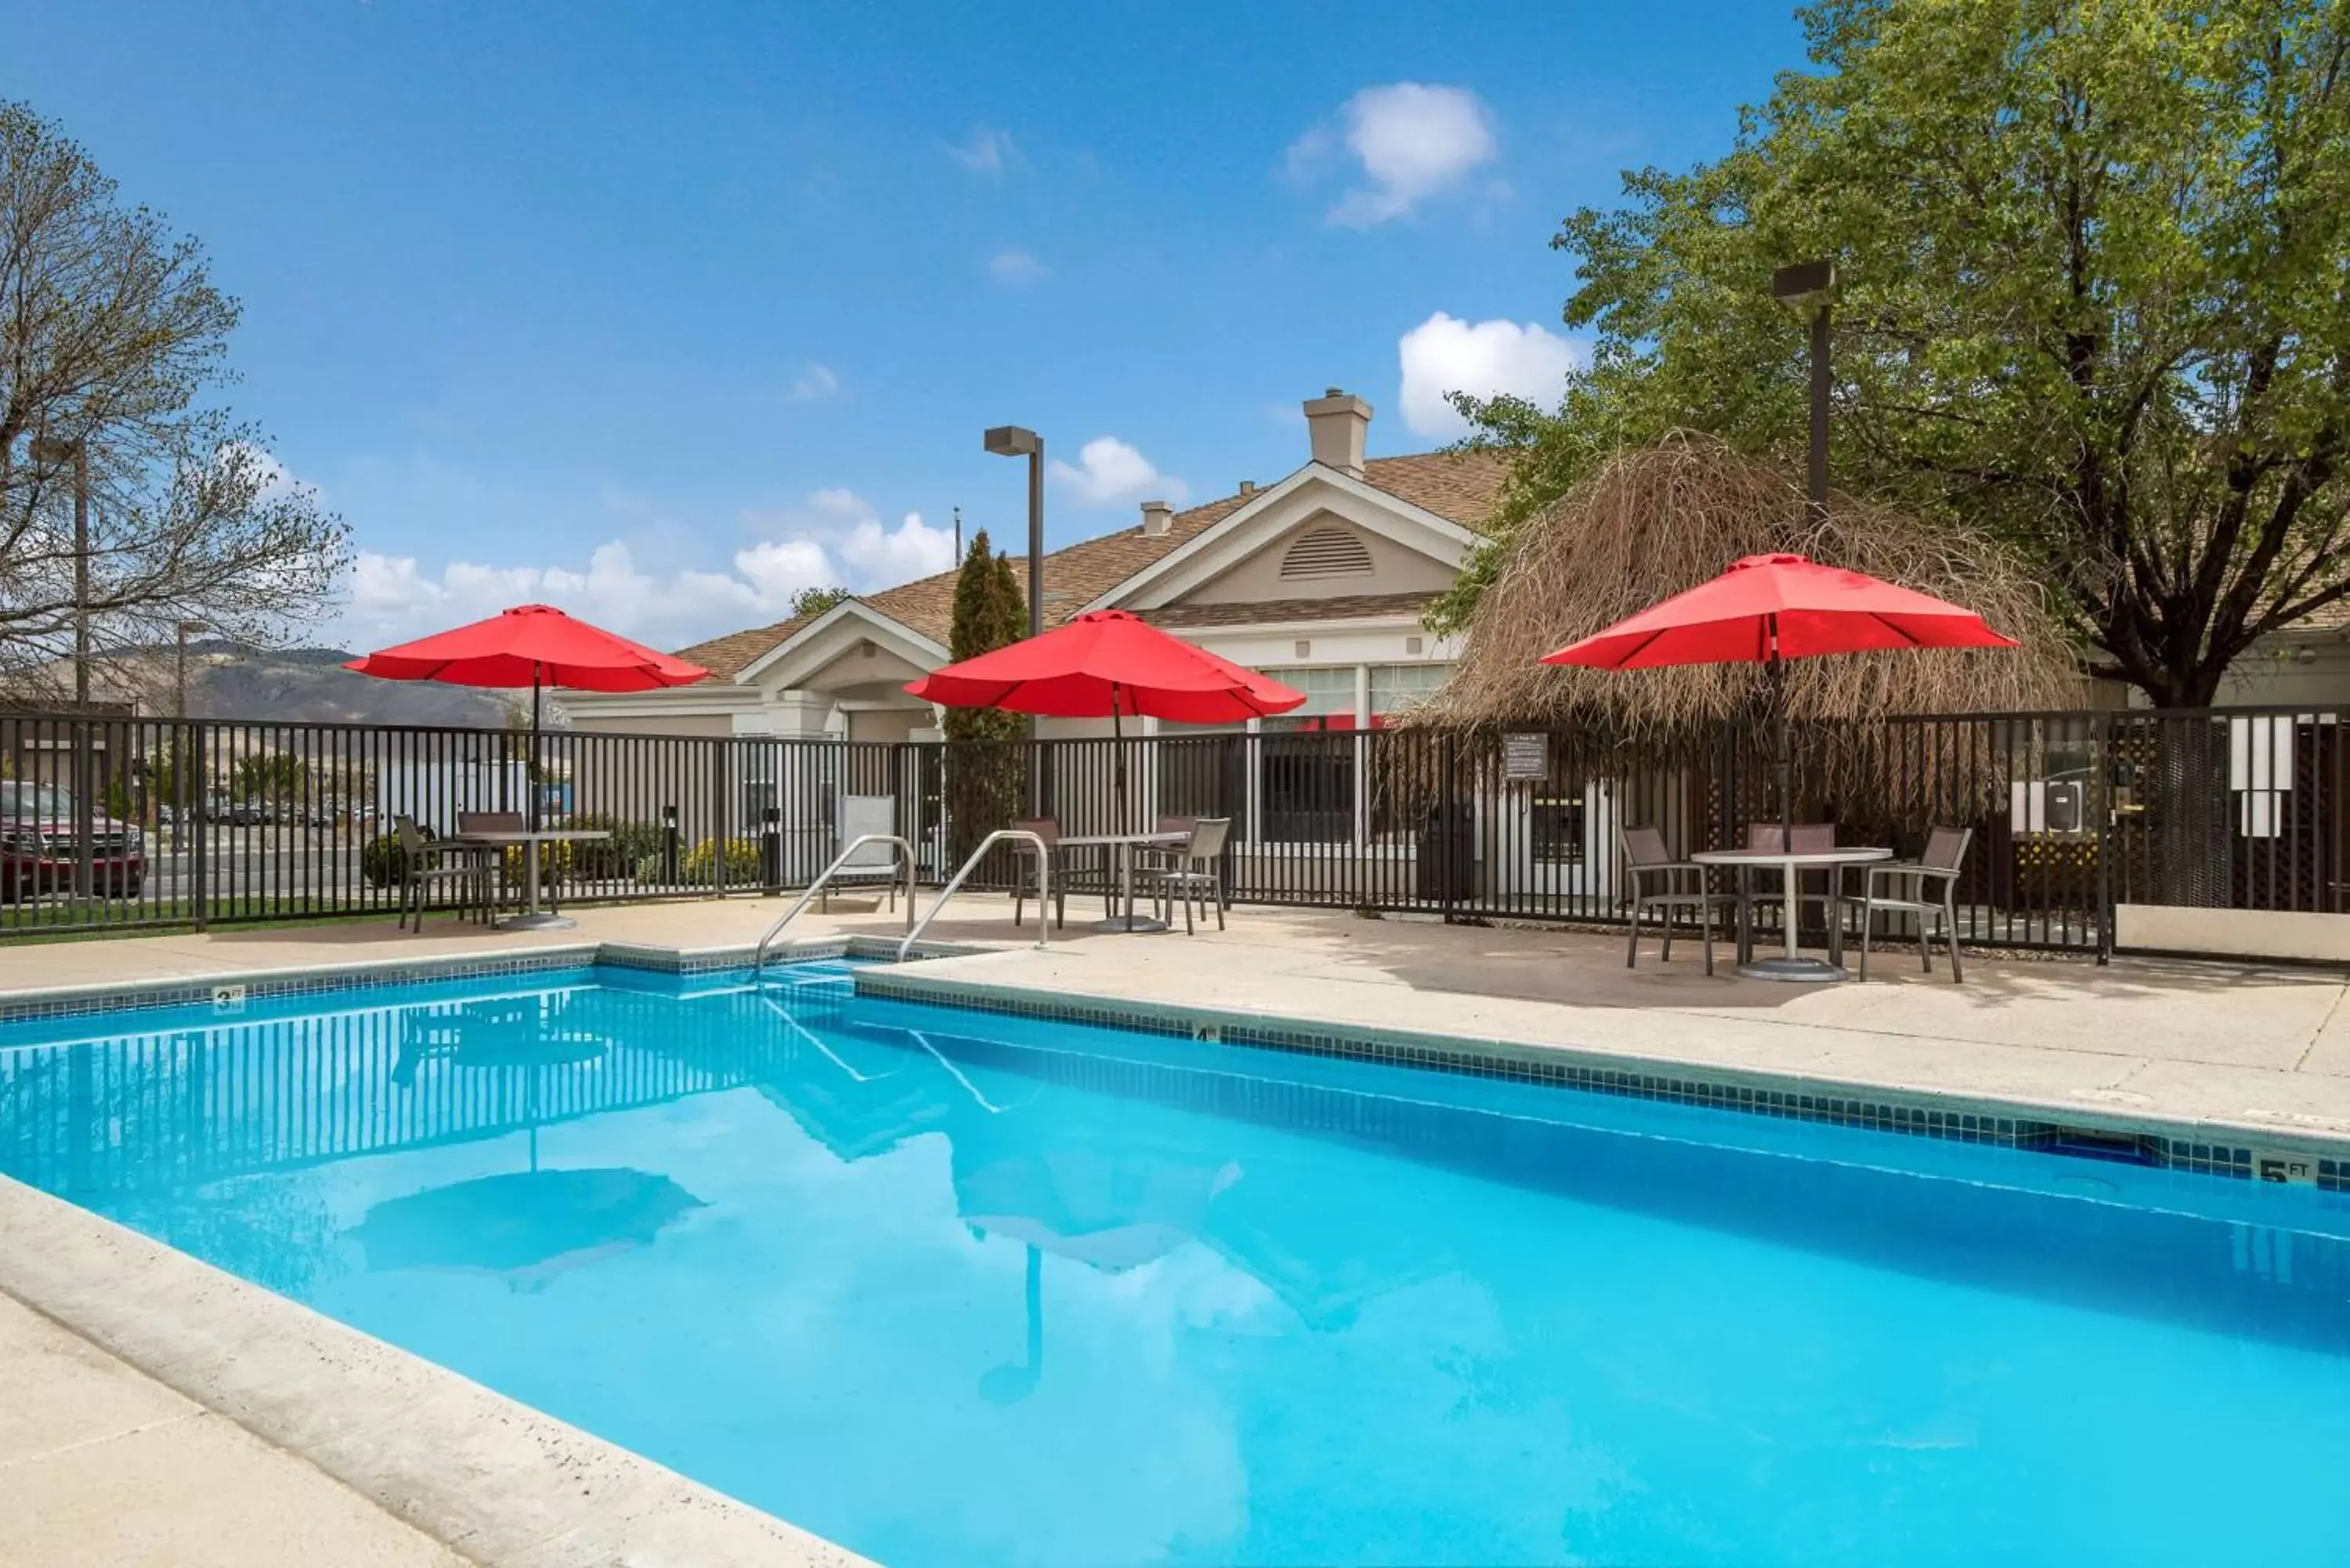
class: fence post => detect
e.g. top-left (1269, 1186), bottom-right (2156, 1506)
top-left (190, 721), bottom-right (208, 931)
top-left (713, 738), bottom-right (732, 896)
top-left (2096, 709), bottom-right (2115, 966)
top-left (1439, 732), bottom-right (1458, 925)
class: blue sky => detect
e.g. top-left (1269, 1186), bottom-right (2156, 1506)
top-left (9, 1), bottom-right (1808, 652)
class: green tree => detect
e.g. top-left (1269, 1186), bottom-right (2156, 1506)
top-left (788, 585), bottom-right (851, 620)
top-left (1438, 0), bottom-right (2350, 709)
top-left (941, 529), bottom-right (1027, 865)
top-left (233, 750), bottom-right (307, 802)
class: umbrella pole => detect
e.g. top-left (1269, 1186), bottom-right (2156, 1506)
top-left (1770, 615), bottom-right (1791, 846)
top-left (530, 664), bottom-right (544, 833)
top-left (1111, 682), bottom-right (1127, 832)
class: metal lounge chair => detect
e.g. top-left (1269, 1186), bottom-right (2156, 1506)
top-left (1620, 826), bottom-right (1735, 974)
top-left (1854, 825), bottom-right (1972, 981)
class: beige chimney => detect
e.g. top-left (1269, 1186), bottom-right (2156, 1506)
top-left (1140, 499), bottom-right (1175, 537)
top-left (1238, 479), bottom-right (1256, 496)
top-left (1303, 387), bottom-right (1372, 478)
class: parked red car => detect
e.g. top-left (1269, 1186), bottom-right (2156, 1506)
top-left (0, 782), bottom-right (146, 901)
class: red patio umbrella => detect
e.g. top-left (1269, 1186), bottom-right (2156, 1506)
top-left (904, 607), bottom-right (1304, 838)
top-left (1540, 553), bottom-right (2016, 833)
top-left (347, 604), bottom-right (709, 826)
top-left (906, 609), bottom-right (1306, 725)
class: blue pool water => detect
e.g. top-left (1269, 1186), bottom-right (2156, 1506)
top-left (2, 964), bottom-right (2347, 1566)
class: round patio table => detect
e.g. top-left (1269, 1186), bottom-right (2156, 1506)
top-left (1690, 845), bottom-right (1893, 983)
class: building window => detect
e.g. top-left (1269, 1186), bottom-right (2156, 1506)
top-left (1260, 666), bottom-right (1358, 719)
top-left (1368, 663), bottom-right (1448, 718)
top-left (1279, 526), bottom-right (1375, 581)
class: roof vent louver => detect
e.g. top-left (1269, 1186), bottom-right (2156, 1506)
top-left (1279, 526), bottom-right (1375, 581)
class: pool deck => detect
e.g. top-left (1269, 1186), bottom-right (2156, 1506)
top-left (4, 895), bottom-right (2348, 1566)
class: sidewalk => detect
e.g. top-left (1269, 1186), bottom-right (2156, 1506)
top-left (0, 1292), bottom-right (469, 1568)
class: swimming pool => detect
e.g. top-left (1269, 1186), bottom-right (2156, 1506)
top-left (0, 960), bottom-right (2344, 1567)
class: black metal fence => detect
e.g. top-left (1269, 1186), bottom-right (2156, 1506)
top-left (4, 706), bottom-right (2346, 956)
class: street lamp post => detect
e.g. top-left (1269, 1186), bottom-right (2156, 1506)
top-left (982, 426), bottom-right (1045, 641)
top-left (1771, 260), bottom-right (1836, 522)
top-left (175, 620), bottom-right (208, 720)
top-left (31, 435), bottom-right (96, 904)
top-left (1766, 262), bottom-right (1838, 846)
top-left (984, 425), bottom-right (1047, 815)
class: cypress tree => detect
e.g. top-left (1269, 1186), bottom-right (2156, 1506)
top-left (941, 530), bottom-right (1029, 863)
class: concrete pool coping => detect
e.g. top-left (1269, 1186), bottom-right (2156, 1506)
top-left (0, 1176), bottom-right (877, 1568)
top-left (848, 936), bottom-right (2350, 1186)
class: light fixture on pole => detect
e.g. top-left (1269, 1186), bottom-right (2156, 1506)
top-left (1770, 259), bottom-right (1836, 522)
top-left (984, 425), bottom-right (1047, 815)
top-left (29, 435), bottom-right (96, 904)
top-left (1766, 260), bottom-right (1838, 845)
top-left (982, 425), bottom-right (1045, 642)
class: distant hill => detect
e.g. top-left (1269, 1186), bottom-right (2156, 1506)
top-left (16, 643), bottom-right (526, 728)
top-left (188, 645), bottom-right (521, 727)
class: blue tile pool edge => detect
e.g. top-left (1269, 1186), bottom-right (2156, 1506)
top-left (850, 966), bottom-right (2350, 1195)
top-left (6, 936), bottom-right (2335, 1195)
top-left (0, 934), bottom-right (983, 1028)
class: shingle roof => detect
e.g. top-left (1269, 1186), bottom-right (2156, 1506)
top-left (1141, 591), bottom-right (1440, 629)
top-left (674, 450), bottom-right (1507, 680)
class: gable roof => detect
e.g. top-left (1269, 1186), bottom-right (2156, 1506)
top-left (673, 449), bottom-right (1508, 681)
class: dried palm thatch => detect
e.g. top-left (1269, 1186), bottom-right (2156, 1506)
top-left (1410, 432), bottom-right (2081, 740)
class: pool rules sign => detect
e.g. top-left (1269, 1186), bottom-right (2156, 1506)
top-left (1502, 733), bottom-right (1549, 782)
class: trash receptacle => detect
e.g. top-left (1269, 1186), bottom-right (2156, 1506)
top-left (1417, 803), bottom-right (1475, 901)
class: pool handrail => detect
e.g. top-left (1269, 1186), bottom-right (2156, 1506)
top-left (898, 829), bottom-right (1050, 961)
top-left (752, 833), bottom-right (916, 975)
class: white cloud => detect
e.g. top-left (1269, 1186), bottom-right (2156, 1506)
top-left (1289, 84), bottom-right (1498, 228)
top-left (1048, 436), bottom-right (1188, 508)
top-left (840, 511), bottom-right (956, 580)
top-left (336, 489), bottom-right (958, 653)
top-left (988, 247), bottom-right (1048, 286)
top-left (1397, 311), bottom-right (1581, 437)
top-left (945, 126), bottom-right (1017, 176)
top-left (342, 542), bottom-right (779, 656)
top-left (788, 363), bottom-right (840, 401)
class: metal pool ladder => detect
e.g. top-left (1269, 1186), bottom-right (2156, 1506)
top-left (751, 834), bottom-right (917, 977)
top-left (896, 828), bottom-right (1052, 961)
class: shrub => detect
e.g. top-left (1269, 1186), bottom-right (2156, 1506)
top-left (681, 836), bottom-right (761, 887)
top-left (360, 829), bottom-right (426, 888)
top-left (502, 839), bottom-right (573, 889)
top-left (566, 814), bottom-right (670, 881)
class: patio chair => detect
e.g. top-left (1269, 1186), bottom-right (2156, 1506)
top-left (392, 815), bottom-right (493, 934)
top-left (1009, 818), bottom-right (1070, 930)
top-left (1140, 816), bottom-right (1231, 934)
top-left (1853, 826), bottom-right (1972, 982)
top-left (454, 810), bottom-right (530, 916)
top-left (822, 794), bottom-right (902, 909)
top-left (1735, 822), bottom-right (1852, 965)
top-left (1620, 826), bottom-right (1735, 975)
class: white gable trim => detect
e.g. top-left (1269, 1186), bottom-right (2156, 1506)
top-left (1079, 461), bottom-right (1477, 614)
top-left (734, 598), bottom-right (949, 689)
